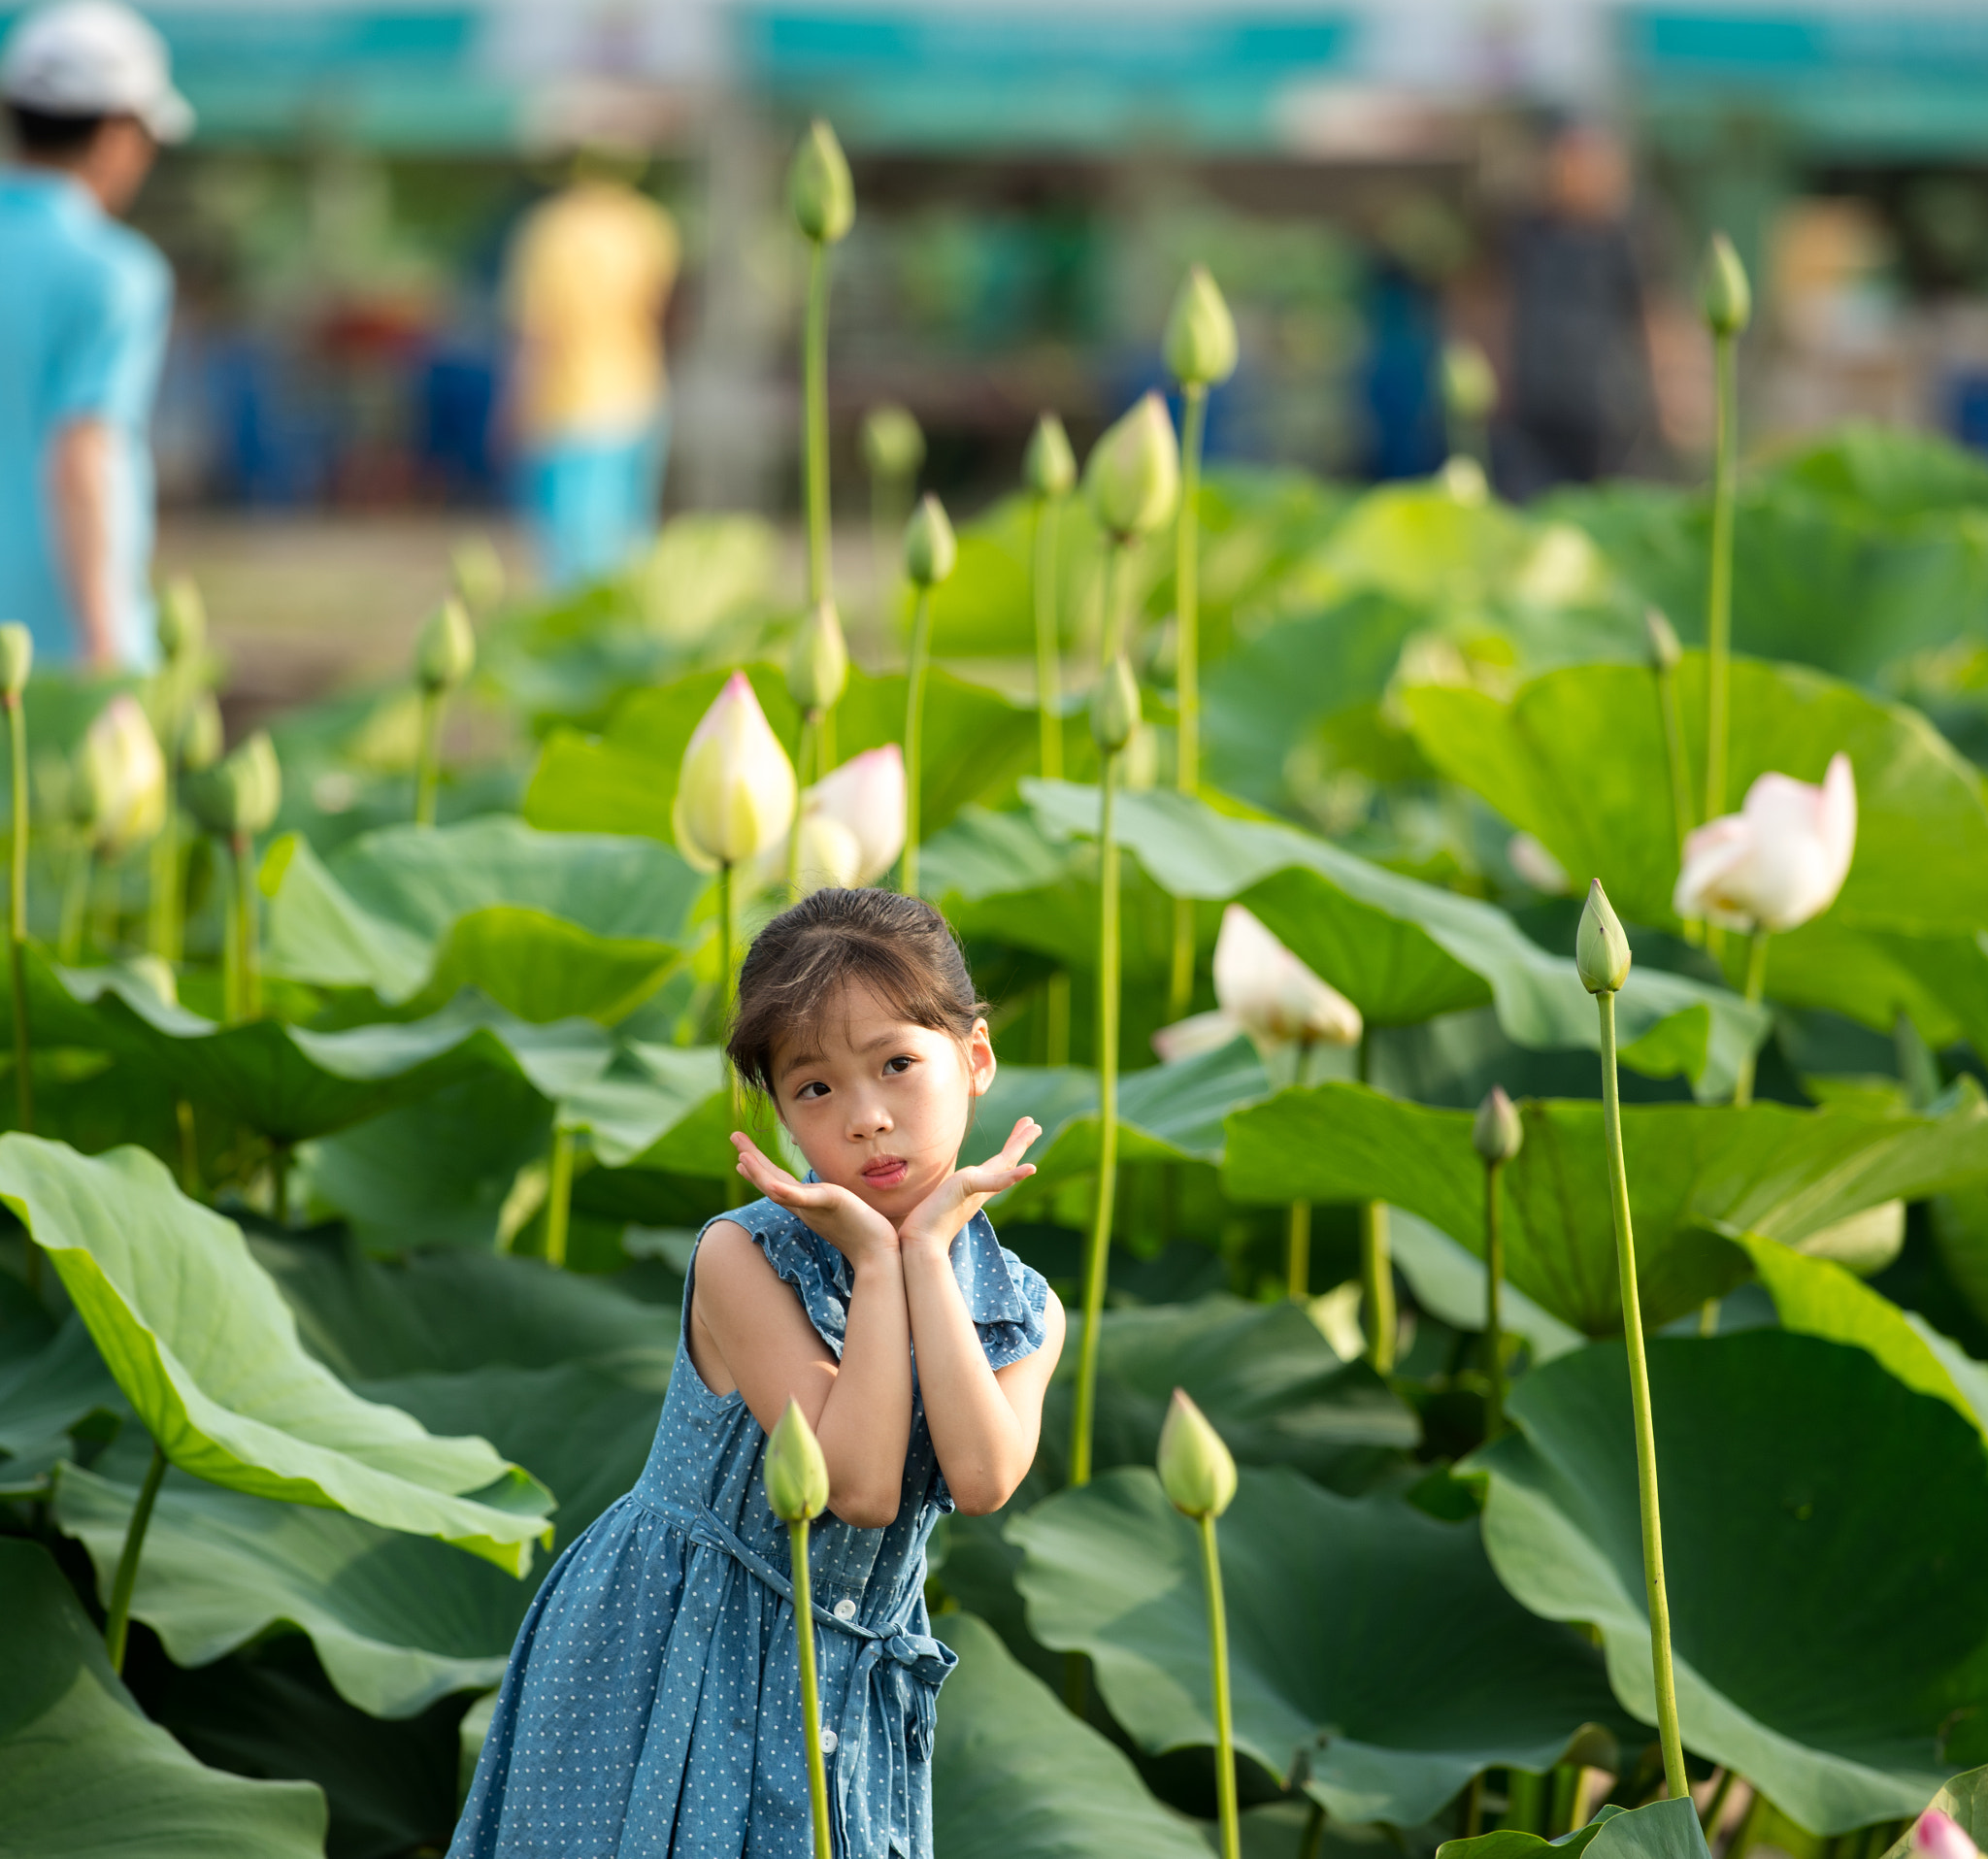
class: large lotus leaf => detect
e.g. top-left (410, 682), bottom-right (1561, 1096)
top-left (54, 1359), bottom-right (665, 1718)
top-left (0, 1312), bottom-right (124, 1457)
top-left (1024, 780), bottom-right (1767, 1100)
top-left (523, 661), bottom-right (1037, 847)
top-left (0, 1538), bottom-right (326, 1857)
top-left (562, 1041), bottom-right (726, 1166)
top-left (2, 1136), bottom-right (554, 1574)
top-left (264, 815), bottom-right (702, 1022)
top-left (930, 1610), bottom-right (1210, 1859)
top-left (1878, 1764), bottom-right (1988, 1859)
top-left (1474, 1332), bottom-right (1988, 1831)
top-left (1404, 655), bottom-right (1988, 1042)
top-left (1439, 1801), bottom-right (1707, 1859)
top-left (1009, 1465), bottom-right (1629, 1826)
top-left (1223, 1083), bottom-right (1988, 1335)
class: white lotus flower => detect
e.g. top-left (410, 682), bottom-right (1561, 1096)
top-left (1673, 752), bottom-right (1856, 932)
top-left (757, 744), bottom-right (906, 892)
top-left (672, 672), bottom-right (796, 871)
top-left (1152, 906), bottom-right (1362, 1063)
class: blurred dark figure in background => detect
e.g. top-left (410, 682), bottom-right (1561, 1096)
top-left (0, 1), bottom-right (188, 670)
top-left (1496, 122), bottom-right (1657, 498)
top-left (1361, 194), bottom-right (1467, 481)
top-left (503, 148), bottom-right (679, 591)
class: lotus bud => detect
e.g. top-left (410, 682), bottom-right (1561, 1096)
top-left (1576, 879), bottom-right (1632, 995)
top-left (1912, 1812), bottom-right (1980, 1859)
top-left (861, 404), bottom-right (924, 482)
top-left (414, 597), bottom-right (476, 695)
top-left (1023, 413), bottom-right (1076, 500)
top-left (1441, 341), bottom-right (1497, 423)
top-left (156, 577), bottom-right (205, 664)
top-left (451, 536), bottom-right (506, 615)
top-left (766, 1398), bottom-right (830, 1523)
top-left (0, 622), bottom-right (31, 699)
top-left (1211, 905), bottom-right (1362, 1049)
top-left (80, 695), bottom-right (167, 859)
top-left (184, 729), bottom-right (281, 841)
top-left (1163, 264), bottom-right (1238, 389)
top-left (180, 690), bottom-right (223, 774)
top-left (1473, 1085), bottom-right (1524, 1166)
top-left (903, 494), bottom-right (956, 588)
top-left (789, 812), bottom-right (863, 894)
top-left (1645, 606), bottom-right (1682, 673)
top-left (1700, 232), bottom-right (1751, 337)
top-left (1085, 392), bottom-right (1179, 541)
top-left (1090, 651), bottom-right (1141, 754)
top-left (1157, 1387), bottom-right (1236, 1520)
top-left (788, 118), bottom-right (853, 246)
top-left (786, 599), bottom-right (848, 715)
top-left (672, 672), bottom-right (797, 871)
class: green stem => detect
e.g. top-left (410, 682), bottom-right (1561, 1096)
top-left (789, 1515), bottom-right (833, 1859)
top-left (817, 702), bottom-right (837, 778)
top-left (1069, 745), bottom-right (1121, 1488)
top-left (788, 712), bottom-right (818, 893)
top-left (148, 796), bottom-right (179, 961)
top-left (902, 588), bottom-right (932, 897)
top-left (7, 694), bottom-right (32, 1143)
top-left (804, 242), bottom-right (832, 608)
top-left (1655, 659), bottom-right (1700, 946)
top-left (1705, 327), bottom-right (1738, 827)
top-left (1044, 971), bottom-right (1070, 1069)
top-left (1168, 894), bottom-right (1195, 1026)
top-left (1285, 1199), bottom-right (1310, 1302)
top-left (1356, 1034), bottom-right (1395, 1371)
top-left (1033, 495), bottom-right (1064, 781)
top-left (271, 1145), bottom-right (288, 1227)
top-left (544, 1123), bottom-right (574, 1269)
top-left (1598, 989), bottom-right (1688, 1801)
top-left (1176, 383), bottom-right (1207, 794)
top-left (176, 1100), bottom-right (199, 1198)
top-left (105, 1441), bottom-right (168, 1674)
top-left (58, 844), bottom-right (89, 966)
top-left (414, 687), bottom-right (444, 828)
top-left (1507, 1768), bottom-right (1546, 1835)
top-left (231, 832), bottom-right (259, 1022)
top-left (1200, 1511), bottom-right (1241, 1859)
top-left (1730, 928), bottom-right (1771, 1109)
top-left (1700, 1767), bottom-right (1738, 1836)
top-left (1299, 1800), bottom-right (1327, 1859)
top-left (717, 861), bottom-right (738, 1122)
top-left (1484, 1157), bottom-right (1507, 1440)
top-left (1726, 1789), bottom-right (1762, 1859)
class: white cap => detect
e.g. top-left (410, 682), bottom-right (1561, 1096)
top-left (1, 2), bottom-right (193, 145)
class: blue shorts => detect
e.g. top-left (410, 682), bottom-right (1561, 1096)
top-left (517, 408), bottom-right (669, 592)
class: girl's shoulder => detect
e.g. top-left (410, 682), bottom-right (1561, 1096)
top-left (698, 1197), bottom-right (851, 1356)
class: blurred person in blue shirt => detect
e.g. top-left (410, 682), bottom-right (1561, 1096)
top-left (0, 1), bottom-right (190, 671)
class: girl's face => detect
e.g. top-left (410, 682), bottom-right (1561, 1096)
top-left (770, 980), bottom-right (996, 1222)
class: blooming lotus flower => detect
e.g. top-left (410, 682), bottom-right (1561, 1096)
top-left (1913, 1812), bottom-right (1980, 1859)
top-left (672, 673), bottom-right (797, 872)
top-left (1673, 752), bottom-right (1856, 933)
top-left (80, 696), bottom-right (167, 859)
top-left (1152, 906), bottom-right (1361, 1063)
top-left (758, 745), bottom-right (906, 892)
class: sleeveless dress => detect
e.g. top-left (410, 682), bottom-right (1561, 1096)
top-left (447, 1194), bottom-right (1050, 1858)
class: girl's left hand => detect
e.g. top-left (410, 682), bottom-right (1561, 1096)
top-left (899, 1117), bottom-right (1042, 1253)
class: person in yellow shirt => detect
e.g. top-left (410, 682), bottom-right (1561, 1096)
top-left (504, 149), bottom-right (679, 589)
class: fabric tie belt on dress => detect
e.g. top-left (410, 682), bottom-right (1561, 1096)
top-left (659, 1497), bottom-right (955, 1858)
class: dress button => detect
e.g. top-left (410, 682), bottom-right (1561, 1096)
top-left (819, 1728), bottom-right (839, 1754)
top-left (832, 1598), bottom-right (857, 1622)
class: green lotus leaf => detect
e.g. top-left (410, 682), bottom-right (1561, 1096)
top-left (3, 1136), bottom-right (555, 1573)
top-left (1387, 1208), bottom-right (1586, 1366)
top-left (0, 1312), bottom-right (123, 1458)
top-left (1224, 1083), bottom-right (1988, 1334)
top-left (1473, 1332), bottom-right (1988, 1832)
top-left (1439, 1801), bottom-right (1706, 1859)
top-left (523, 661), bottom-right (1037, 846)
top-left (0, 1538), bottom-right (326, 1857)
top-left (1022, 780), bottom-right (1767, 1100)
top-left (1008, 1465), bottom-right (1629, 1826)
top-left (929, 1610), bottom-right (1210, 1859)
top-left (1404, 655), bottom-right (1988, 1044)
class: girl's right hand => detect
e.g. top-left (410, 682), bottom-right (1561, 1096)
top-left (730, 1133), bottom-right (900, 1272)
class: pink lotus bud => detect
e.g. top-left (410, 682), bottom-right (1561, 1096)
top-left (1212, 906), bottom-right (1362, 1050)
top-left (1673, 752), bottom-right (1856, 933)
top-left (759, 745), bottom-right (906, 892)
top-left (1913, 1812), bottom-right (1979, 1859)
top-left (671, 673), bottom-right (796, 871)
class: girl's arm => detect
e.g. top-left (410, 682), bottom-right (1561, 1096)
top-left (691, 1220), bottom-right (912, 1529)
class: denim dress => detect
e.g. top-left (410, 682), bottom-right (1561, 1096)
top-left (447, 1195), bottom-right (1050, 1858)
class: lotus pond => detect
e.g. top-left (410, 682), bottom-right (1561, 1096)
top-left (10, 135), bottom-right (1988, 1859)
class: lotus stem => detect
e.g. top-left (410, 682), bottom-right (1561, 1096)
top-left (148, 795), bottom-right (180, 961)
top-left (1168, 383), bottom-right (1209, 1025)
top-left (1654, 653), bottom-right (1699, 947)
top-left (414, 686), bottom-right (444, 828)
top-left (6, 692), bottom-right (32, 1145)
top-left (105, 1440), bottom-right (168, 1673)
top-left (1704, 326), bottom-right (1738, 837)
top-left (1730, 928), bottom-right (1771, 1109)
top-left (176, 1100), bottom-right (199, 1197)
top-left (1356, 1036), bottom-right (1396, 1371)
top-left (1700, 1767), bottom-right (1737, 1836)
top-left (717, 860), bottom-right (738, 1120)
top-left (1484, 1157), bottom-right (1508, 1439)
top-left (816, 703), bottom-right (836, 778)
top-left (902, 588), bottom-right (933, 897)
top-left (1033, 493), bottom-right (1064, 781)
top-left (1300, 1802), bottom-right (1328, 1859)
top-left (1284, 1202), bottom-right (1310, 1302)
top-left (1507, 1768), bottom-right (1546, 1833)
top-left (804, 242), bottom-right (832, 609)
top-left (230, 830), bottom-right (260, 1022)
top-left (58, 843), bottom-right (89, 965)
top-left (544, 1123), bottom-right (574, 1269)
top-left (1199, 1510), bottom-right (1241, 1859)
top-left (1596, 988), bottom-right (1688, 1801)
top-left (789, 1515), bottom-right (833, 1859)
top-left (787, 712), bottom-right (818, 893)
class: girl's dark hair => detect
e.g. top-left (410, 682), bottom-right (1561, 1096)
top-left (727, 888), bottom-right (987, 1096)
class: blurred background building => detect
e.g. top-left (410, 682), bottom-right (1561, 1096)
top-left (15, 0), bottom-right (1988, 529)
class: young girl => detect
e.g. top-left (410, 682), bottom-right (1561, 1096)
top-left (450, 887), bottom-right (1065, 1858)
